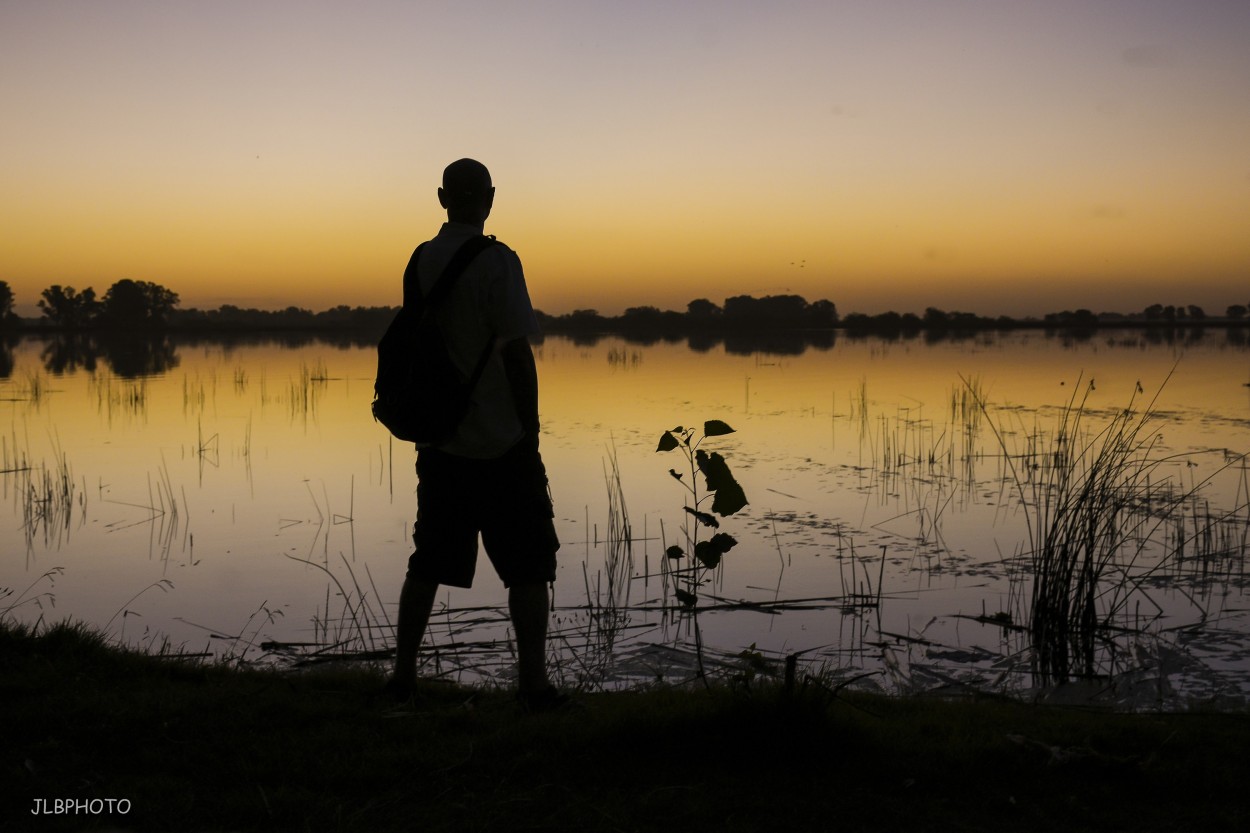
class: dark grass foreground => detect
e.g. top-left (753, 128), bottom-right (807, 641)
top-left (4, 621), bottom-right (1248, 832)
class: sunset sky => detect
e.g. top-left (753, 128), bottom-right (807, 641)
top-left (3, 0), bottom-right (1248, 318)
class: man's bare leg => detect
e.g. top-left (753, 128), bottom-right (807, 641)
top-left (508, 581), bottom-right (550, 693)
top-left (393, 574), bottom-right (439, 689)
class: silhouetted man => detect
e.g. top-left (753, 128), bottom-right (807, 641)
top-left (390, 159), bottom-right (562, 709)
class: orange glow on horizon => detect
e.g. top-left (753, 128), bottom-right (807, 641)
top-left (3, 1), bottom-right (1247, 320)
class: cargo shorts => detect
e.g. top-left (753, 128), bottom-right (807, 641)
top-left (407, 440), bottom-right (559, 588)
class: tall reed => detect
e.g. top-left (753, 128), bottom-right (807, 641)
top-left (558, 445), bottom-right (636, 689)
top-left (971, 372), bottom-right (1208, 684)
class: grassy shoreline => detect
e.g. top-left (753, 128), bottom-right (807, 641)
top-left (4, 619), bottom-right (1249, 832)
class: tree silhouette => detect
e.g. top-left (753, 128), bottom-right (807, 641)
top-left (101, 279), bottom-right (180, 329)
top-left (0, 280), bottom-right (14, 325)
top-left (686, 298), bottom-right (721, 319)
top-left (38, 285), bottom-right (101, 329)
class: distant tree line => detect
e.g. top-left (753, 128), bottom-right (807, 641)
top-left (838, 302), bottom-right (1250, 335)
top-left (0, 279), bottom-right (395, 335)
top-left (538, 294), bottom-right (839, 334)
top-left (2, 278), bottom-right (1248, 336)
top-left (0, 279), bottom-right (181, 330)
top-left (169, 304), bottom-right (396, 334)
top-left (840, 307), bottom-right (1014, 333)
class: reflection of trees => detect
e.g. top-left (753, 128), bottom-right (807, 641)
top-left (687, 332), bottom-right (720, 353)
top-left (41, 335), bottom-right (100, 375)
top-left (1138, 326), bottom-right (1208, 348)
top-left (0, 332), bottom-right (15, 379)
top-left (99, 334), bottom-right (180, 378)
top-left (619, 331), bottom-right (664, 347)
top-left (724, 330), bottom-right (834, 356)
top-left (531, 329), bottom-right (839, 355)
top-left (41, 333), bottom-right (180, 378)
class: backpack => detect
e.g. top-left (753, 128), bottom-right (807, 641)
top-left (371, 234), bottom-right (499, 445)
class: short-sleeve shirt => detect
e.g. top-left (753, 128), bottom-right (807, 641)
top-left (414, 221), bottom-right (539, 459)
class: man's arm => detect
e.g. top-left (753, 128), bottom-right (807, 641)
top-left (501, 336), bottom-right (540, 440)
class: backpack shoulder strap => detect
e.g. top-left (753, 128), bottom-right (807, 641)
top-left (402, 235), bottom-right (498, 311)
top-left (400, 242), bottom-right (427, 310)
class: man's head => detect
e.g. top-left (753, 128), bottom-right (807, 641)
top-left (439, 158), bottom-right (495, 224)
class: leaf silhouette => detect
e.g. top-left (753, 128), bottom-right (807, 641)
top-left (683, 506), bottom-right (720, 528)
top-left (703, 419), bottom-right (735, 437)
top-left (656, 431), bottom-right (679, 453)
top-left (694, 533), bottom-right (738, 568)
top-left (696, 450), bottom-right (749, 516)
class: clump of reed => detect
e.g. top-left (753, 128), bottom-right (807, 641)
top-left (19, 370), bottom-right (48, 406)
top-left (89, 370), bottom-right (148, 421)
top-left (971, 372), bottom-right (1248, 685)
top-left (17, 443), bottom-right (83, 550)
top-left (558, 445), bottom-right (636, 689)
top-left (606, 347), bottom-right (642, 369)
top-left (288, 360), bottom-right (329, 421)
top-left (275, 554), bottom-right (393, 666)
top-left (852, 377), bottom-right (986, 494)
top-left (0, 566), bottom-right (65, 623)
top-left (180, 371), bottom-right (217, 417)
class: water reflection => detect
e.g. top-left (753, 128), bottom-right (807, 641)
top-left (0, 332), bottom-right (15, 379)
top-left (1, 330), bottom-right (1247, 705)
top-left (38, 333), bottom-right (180, 378)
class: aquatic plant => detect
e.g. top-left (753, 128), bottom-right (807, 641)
top-left (550, 444), bottom-right (638, 690)
top-left (656, 420), bottom-right (749, 679)
top-left (277, 554), bottom-right (392, 666)
top-left (18, 442), bottom-right (82, 550)
top-left (971, 372), bottom-right (1249, 685)
top-left (0, 566), bottom-right (65, 623)
top-left (288, 359), bottom-right (329, 422)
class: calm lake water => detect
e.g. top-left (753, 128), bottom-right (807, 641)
top-left (3, 329), bottom-right (1248, 705)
